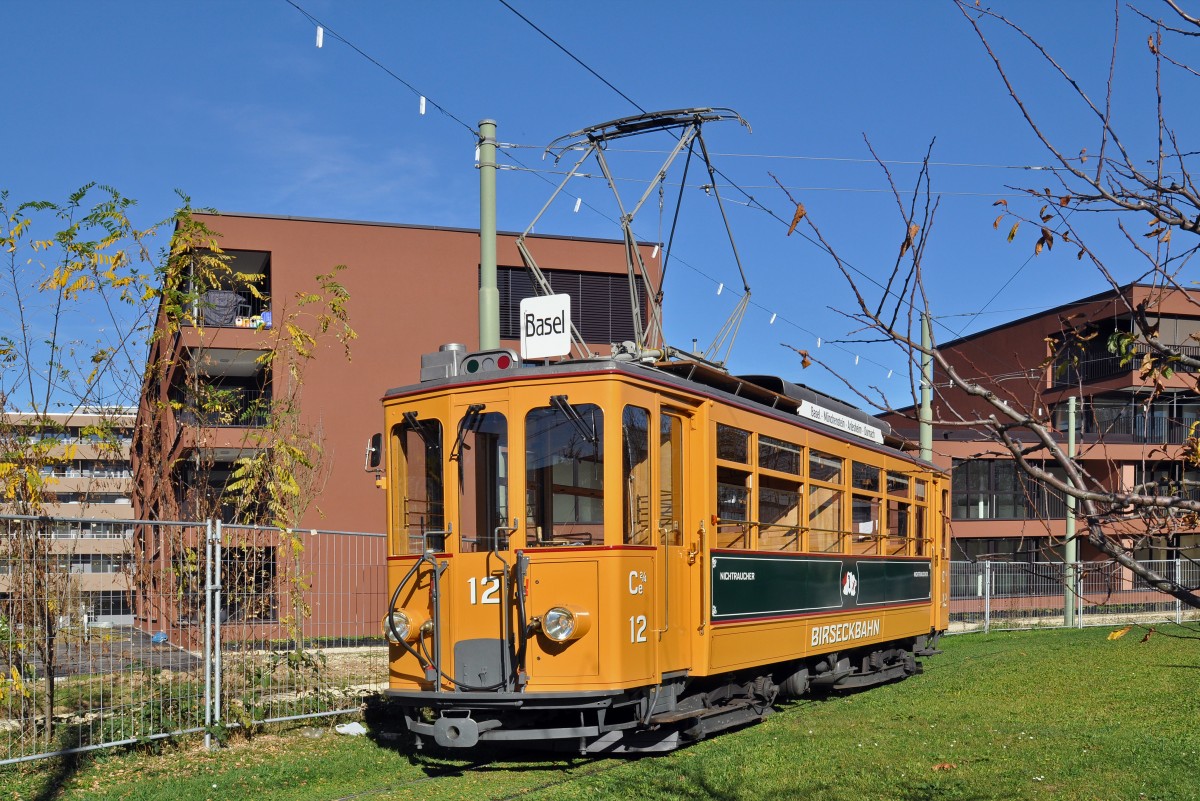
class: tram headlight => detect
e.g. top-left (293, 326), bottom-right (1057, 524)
top-left (383, 610), bottom-right (429, 644)
top-left (541, 605), bottom-right (591, 643)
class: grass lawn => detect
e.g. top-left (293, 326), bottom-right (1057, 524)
top-left (4, 625), bottom-right (1198, 801)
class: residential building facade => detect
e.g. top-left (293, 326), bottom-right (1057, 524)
top-left (0, 410), bottom-right (135, 624)
top-left (883, 283), bottom-right (1200, 564)
top-left (131, 212), bottom-right (656, 637)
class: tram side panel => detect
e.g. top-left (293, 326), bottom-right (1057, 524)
top-left (705, 551), bottom-right (935, 672)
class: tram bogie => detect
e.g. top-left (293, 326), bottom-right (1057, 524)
top-left (375, 347), bottom-right (949, 754)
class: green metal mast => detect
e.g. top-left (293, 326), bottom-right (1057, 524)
top-left (478, 119), bottom-right (499, 350)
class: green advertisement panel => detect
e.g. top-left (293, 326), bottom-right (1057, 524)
top-left (710, 551), bottom-right (931, 623)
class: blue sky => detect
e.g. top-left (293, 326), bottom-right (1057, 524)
top-left (3, 1), bottom-right (1189, 408)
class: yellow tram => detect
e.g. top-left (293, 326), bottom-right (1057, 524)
top-left (371, 344), bottom-right (949, 754)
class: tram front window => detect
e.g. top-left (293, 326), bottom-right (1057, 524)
top-left (525, 401), bottom-right (604, 546)
top-left (393, 415), bottom-right (444, 554)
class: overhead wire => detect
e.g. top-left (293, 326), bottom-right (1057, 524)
top-left (280, 0), bottom-right (919, 377)
top-left (494, 0), bottom-right (1058, 366)
top-left (506, 143), bottom-right (1065, 173)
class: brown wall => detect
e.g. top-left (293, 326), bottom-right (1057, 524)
top-left (141, 213), bottom-right (657, 535)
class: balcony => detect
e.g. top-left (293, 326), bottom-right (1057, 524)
top-left (178, 387), bottom-right (271, 428)
top-left (1052, 341), bottom-right (1200, 387)
top-left (197, 289), bottom-right (271, 329)
top-left (1054, 398), bottom-right (1200, 445)
top-left (191, 249), bottom-right (271, 330)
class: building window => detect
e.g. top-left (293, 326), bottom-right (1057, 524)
top-left (951, 460), bottom-right (1066, 520)
top-left (493, 266), bottom-right (647, 344)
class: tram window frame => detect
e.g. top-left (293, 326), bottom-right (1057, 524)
top-left (524, 401), bottom-right (605, 547)
top-left (457, 410), bottom-right (509, 552)
top-left (716, 424), bottom-right (750, 463)
top-left (913, 478), bottom-right (929, 555)
top-left (756, 435), bottom-right (803, 552)
top-left (622, 405), bottom-right (652, 545)
top-left (808, 450), bottom-right (844, 552)
top-left (391, 416), bottom-right (445, 555)
top-left (850, 461), bottom-right (883, 554)
top-left (885, 498), bottom-right (911, 555)
top-left (758, 476), bottom-right (801, 551)
top-left (660, 413), bottom-right (685, 547)
top-left (715, 465), bottom-right (752, 548)
top-left (759, 435), bottom-right (801, 475)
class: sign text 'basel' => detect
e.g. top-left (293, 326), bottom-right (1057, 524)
top-left (519, 294), bottom-right (572, 360)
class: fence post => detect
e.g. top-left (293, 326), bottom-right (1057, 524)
top-left (203, 519), bottom-right (214, 750)
top-left (214, 519), bottom-right (224, 732)
top-left (1177, 558), bottom-right (1183, 625)
top-left (984, 561), bottom-right (992, 634)
top-left (1074, 563), bottom-right (1083, 628)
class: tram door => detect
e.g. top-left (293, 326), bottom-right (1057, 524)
top-left (657, 409), bottom-right (693, 672)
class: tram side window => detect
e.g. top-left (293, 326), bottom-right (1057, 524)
top-left (914, 479), bottom-right (929, 556)
top-left (715, 424), bottom-right (752, 549)
top-left (392, 417), bottom-right (444, 554)
top-left (660, 414), bottom-right (684, 547)
top-left (716, 467), bottom-right (751, 548)
top-left (716, 424), bottom-right (749, 463)
top-left (458, 411), bottom-right (509, 552)
top-left (809, 451), bottom-right (844, 552)
top-left (525, 402), bottom-right (604, 546)
top-left (851, 462), bottom-right (882, 554)
top-left (622, 406), bottom-right (651, 545)
top-left (758, 435), bottom-right (802, 552)
top-left (759, 480), bottom-right (800, 551)
top-left (885, 471), bottom-right (911, 555)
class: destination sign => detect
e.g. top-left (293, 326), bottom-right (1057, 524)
top-left (797, 400), bottom-right (884, 444)
top-left (519, 293), bottom-right (572, 359)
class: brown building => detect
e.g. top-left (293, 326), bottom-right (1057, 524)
top-left (131, 213), bottom-right (655, 637)
top-left (0, 410), bottom-right (135, 624)
top-left (883, 283), bottom-right (1200, 563)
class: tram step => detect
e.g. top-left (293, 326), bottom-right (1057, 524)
top-left (649, 699), bottom-right (750, 725)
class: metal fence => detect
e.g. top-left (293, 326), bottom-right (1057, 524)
top-left (4, 514), bottom-right (1198, 765)
top-left (949, 559), bottom-right (1200, 633)
top-left (0, 515), bottom-right (387, 765)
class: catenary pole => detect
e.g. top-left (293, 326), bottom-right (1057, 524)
top-left (479, 119), bottom-right (499, 350)
top-left (1064, 396), bottom-right (1078, 627)
top-left (920, 313), bottom-right (932, 463)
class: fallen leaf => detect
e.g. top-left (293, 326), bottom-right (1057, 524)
top-left (933, 763), bottom-right (957, 772)
top-left (1140, 626), bottom-right (1155, 643)
top-left (1108, 625), bottom-right (1132, 640)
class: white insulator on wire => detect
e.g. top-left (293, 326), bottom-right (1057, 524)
top-left (769, 313), bottom-right (777, 325)
top-left (717, 283), bottom-right (724, 296)
top-left (316, 26), bottom-right (324, 48)
top-left (573, 197), bottom-right (581, 213)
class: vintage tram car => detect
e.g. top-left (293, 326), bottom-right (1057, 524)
top-left (372, 345), bottom-right (948, 754)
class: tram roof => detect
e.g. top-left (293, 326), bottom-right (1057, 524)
top-left (382, 352), bottom-right (944, 469)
